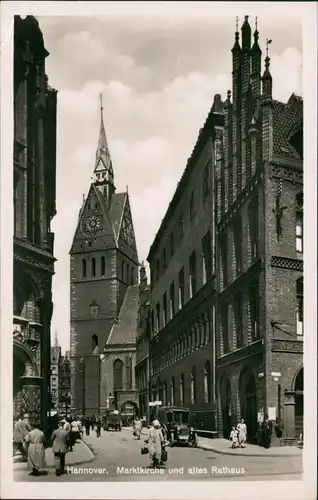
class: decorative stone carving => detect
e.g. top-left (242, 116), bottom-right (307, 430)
top-left (270, 256), bottom-right (303, 271)
top-left (217, 340), bottom-right (263, 367)
top-left (14, 252), bottom-right (54, 273)
top-left (269, 165), bottom-right (303, 185)
top-left (21, 384), bottom-right (41, 426)
top-left (271, 340), bottom-right (303, 353)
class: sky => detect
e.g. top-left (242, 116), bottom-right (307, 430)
top-left (38, 5), bottom-right (302, 352)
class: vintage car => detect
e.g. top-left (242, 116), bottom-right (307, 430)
top-left (102, 410), bottom-right (122, 431)
top-left (158, 406), bottom-right (196, 447)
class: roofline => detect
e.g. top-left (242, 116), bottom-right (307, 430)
top-left (146, 105), bottom-right (223, 263)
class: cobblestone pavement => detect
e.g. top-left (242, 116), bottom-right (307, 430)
top-left (14, 428), bottom-right (303, 482)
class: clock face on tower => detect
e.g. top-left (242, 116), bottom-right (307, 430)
top-left (81, 209), bottom-right (103, 240)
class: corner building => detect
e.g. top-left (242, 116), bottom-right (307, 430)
top-left (13, 16), bottom-right (57, 431)
top-left (216, 17), bottom-right (303, 443)
top-left (70, 99), bottom-right (139, 416)
top-left (147, 95), bottom-right (224, 432)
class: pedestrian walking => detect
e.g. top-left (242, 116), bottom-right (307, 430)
top-left (262, 415), bottom-right (273, 449)
top-left (133, 418), bottom-right (142, 439)
top-left (63, 419), bottom-right (72, 450)
top-left (13, 415), bottom-right (27, 460)
top-left (70, 417), bottom-right (80, 448)
top-left (24, 421), bottom-right (47, 476)
top-left (230, 426), bottom-right (238, 448)
top-left (237, 419), bottom-right (247, 448)
top-left (51, 421), bottom-right (69, 476)
top-left (145, 420), bottom-right (165, 468)
top-left (96, 418), bottom-right (101, 437)
top-left (84, 417), bottom-right (90, 435)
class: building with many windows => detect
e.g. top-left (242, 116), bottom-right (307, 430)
top-left (13, 15), bottom-right (57, 432)
top-left (50, 333), bottom-right (61, 412)
top-left (147, 94), bottom-right (224, 432)
top-left (216, 16), bottom-right (303, 443)
top-left (146, 16), bottom-right (303, 443)
top-left (135, 263), bottom-right (151, 420)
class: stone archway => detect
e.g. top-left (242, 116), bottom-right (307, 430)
top-left (294, 367), bottom-right (303, 438)
top-left (120, 400), bottom-right (139, 425)
top-left (239, 368), bottom-right (257, 443)
top-left (220, 374), bottom-right (232, 439)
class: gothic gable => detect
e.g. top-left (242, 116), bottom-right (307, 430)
top-left (118, 195), bottom-right (137, 252)
top-left (70, 184), bottom-right (116, 254)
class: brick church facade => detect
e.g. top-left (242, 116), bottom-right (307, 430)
top-left (13, 15), bottom-right (57, 431)
top-left (146, 16), bottom-right (303, 443)
top-left (70, 97), bottom-right (140, 417)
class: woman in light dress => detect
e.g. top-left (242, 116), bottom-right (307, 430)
top-left (146, 420), bottom-right (165, 468)
top-left (133, 418), bottom-right (142, 439)
top-left (237, 419), bottom-right (247, 448)
top-left (24, 421), bottom-right (47, 476)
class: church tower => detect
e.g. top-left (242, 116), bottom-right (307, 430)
top-left (70, 95), bottom-right (139, 415)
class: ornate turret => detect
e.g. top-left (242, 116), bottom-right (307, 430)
top-left (241, 14), bottom-right (252, 51)
top-left (262, 39), bottom-right (273, 101)
top-left (93, 93), bottom-right (115, 207)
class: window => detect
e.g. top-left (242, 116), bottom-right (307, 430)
top-left (249, 281), bottom-right (260, 340)
top-left (131, 267), bottom-right (134, 285)
top-left (234, 294), bottom-right (243, 348)
top-left (92, 258), bottom-right (96, 277)
top-left (221, 303), bottom-right (229, 354)
top-left (202, 231), bottom-right (212, 284)
top-left (171, 377), bottom-right (175, 406)
top-left (170, 233), bottom-right (175, 257)
top-left (220, 233), bottom-right (228, 287)
top-left (189, 190), bottom-right (195, 221)
top-left (82, 259), bottom-right (87, 279)
top-left (163, 381), bottom-right (167, 406)
top-left (121, 261), bottom-right (125, 281)
top-left (189, 250), bottom-right (197, 298)
top-left (162, 248), bottom-right (167, 269)
top-left (204, 361), bottom-right (211, 403)
top-left (180, 374), bottom-right (185, 405)
top-left (156, 302), bottom-right (160, 333)
top-left (156, 259), bottom-right (160, 280)
top-left (163, 293), bottom-right (167, 327)
top-left (52, 378), bottom-right (56, 386)
top-left (125, 355), bottom-right (132, 389)
top-left (169, 282), bottom-right (175, 319)
top-left (248, 198), bottom-right (258, 261)
top-left (127, 263), bottom-right (129, 283)
top-left (296, 277), bottom-right (303, 335)
top-left (190, 367), bottom-right (196, 404)
top-left (296, 194), bottom-right (303, 253)
top-left (179, 214), bottom-right (184, 240)
top-left (92, 334), bottom-right (99, 354)
top-left (89, 301), bottom-right (99, 319)
top-left (178, 267), bottom-right (185, 310)
top-left (101, 256), bottom-right (105, 276)
top-left (151, 310), bottom-right (154, 336)
top-left (233, 216), bottom-right (243, 275)
top-left (113, 359), bottom-right (123, 390)
top-left (202, 163), bottom-right (210, 200)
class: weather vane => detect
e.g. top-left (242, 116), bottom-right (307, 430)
top-left (265, 38), bottom-right (272, 57)
top-left (100, 92), bottom-right (103, 111)
top-left (236, 16), bottom-right (239, 31)
top-left (255, 16), bottom-right (258, 30)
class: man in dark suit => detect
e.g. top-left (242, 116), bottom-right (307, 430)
top-left (51, 421), bottom-right (69, 476)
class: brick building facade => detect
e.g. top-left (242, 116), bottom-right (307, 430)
top-left (146, 16), bottom-right (303, 443)
top-left (135, 263), bottom-right (151, 420)
top-left (147, 95), bottom-right (225, 432)
top-left (13, 15), bottom-right (57, 431)
top-left (59, 351), bottom-right (71, 417)
top-left (70, 97), bottom-right (139, 416)
top-left (216, 17), bottom-right (303, 443)
top-left (50, 333), bottom-right (61, 412)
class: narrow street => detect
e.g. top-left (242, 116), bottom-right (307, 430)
top-left (14, 429), bottom-right (302, 482)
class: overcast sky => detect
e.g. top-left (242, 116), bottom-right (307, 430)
top-left (38, 5), bottom-right (302, 352)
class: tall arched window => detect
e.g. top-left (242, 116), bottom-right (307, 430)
top-left (170, 377), bottom-right (175, 406)
top-left (92, 258), bottom-right (96, 277)
top-left (296, 193), bottom-right (303, 253)
top-left (131, 267), bottom-right (134, 285)
top-left (82, 259), bottom-right (87, 279)
top-left (101, 256), bottom-right (105, 276)
top-left (125, 355), bottom-right (132, 389)
top-left (121, 261), bottom-right (125, 282)
top-left (113, 359), bottom-right (123, 390)
top-left (296, 277), bottom-right (303, 336)
top-left (180, 374), bottom-right (185, 405)
top-left (92, 334), bottom-right (99, 355)
top-left (163, 381), bottom-right (167, 406)
top-left (127, 263), bottom-right (129, 284)
top-left (204, 361), bottom-right (211, 403)
top-left (191, 367), bottom-right (196, 404)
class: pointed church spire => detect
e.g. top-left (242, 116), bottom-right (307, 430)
top-left (93, 93), bottom-right (115, 207)
top-left (54, 329), bottom-right (58, 347)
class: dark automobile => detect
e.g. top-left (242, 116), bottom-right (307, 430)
top-left (102, 410), bottom-right (122, 431)
top-left (158, 406), bottom-right (196, 447)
